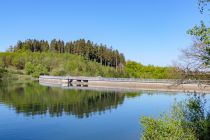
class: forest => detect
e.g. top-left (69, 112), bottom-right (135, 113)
top-left (0, 39), bottom-right (177, 79)
top-left (0, 51), bottom-right (175, 79)
top-left (0, 51), bottom-right (126, 78)
top-left (10, 39), bottom-right (126, 68)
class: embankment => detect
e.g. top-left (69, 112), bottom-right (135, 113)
top-left (39, 76), bottom-right (210, 93)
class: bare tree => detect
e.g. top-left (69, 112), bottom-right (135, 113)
top-left (174, 0), bottom-right (210, 84)
top-left (175, 22), bottom-right (210, 85)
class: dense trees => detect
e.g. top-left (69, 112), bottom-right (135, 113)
top-left (11, 39), bottom-right (126, 68)
top-left (14, 39), bottom-right (50, 52)
top-left (0, 51), bottom-right (180, 79)
top-left (125, 61), bottom-right (179, 79)
top-left (0, 52), bottom-right (126, 78)
top-left (1, 38), bottom-right (186, 79)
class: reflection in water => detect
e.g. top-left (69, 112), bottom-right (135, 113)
top-left (0, 81), bottom-right (141, 118)
top-left (1, 80), bottom-right (202, 140)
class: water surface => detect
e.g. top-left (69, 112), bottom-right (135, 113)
top-left (0, 81), bottom-right (209, 140)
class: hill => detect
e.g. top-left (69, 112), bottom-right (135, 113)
top-left (0, 39), bottom-right (178, 79)
top-left (0, 51), bottom-right (126, 78)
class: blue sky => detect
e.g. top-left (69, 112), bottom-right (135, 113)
top-left (0, 0), bottom-right (208, 66)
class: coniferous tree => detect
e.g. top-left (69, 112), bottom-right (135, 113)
top-left (13, 39), bottom-right (126, 68)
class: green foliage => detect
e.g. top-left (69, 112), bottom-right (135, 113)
top-left (25, 62), bottom-right (35, 74)
top-left (51, 68), bottom-right (66, 76)
top-left (0, 52), bottom-right (180, 79)
top-left (0, 52), bottom-right (123, 78)
top-left (0, 52), bottom-right (12, 68)
top-left (176, 95), bottom-right (210, 140)
top-left (32, 64), bottom-right (48, 78)
top-left (0, 58), bottom-right (3, 68)
top-left (178, 1), bottom-right (210, 79)
top-left (141, 95), bottom-right (210, 140)
top-left (12, 39), bottom-right (126, 68)
top-left (0, 68), bottom-right (8, 78)
top-left (11, 53), bottom-right (26, 69)
top-left (3, 39), bottom-right (182, 79)
top-left (185, 21), bottom-right (210, 67)
top-left (141, 115), bottom-right (196, 140)
top-left (125, 61), bottom-right (178, 79)
top-left (187, 21), bottom-right (210, 45)
top-left (25, 62), bottom-right (48, 77)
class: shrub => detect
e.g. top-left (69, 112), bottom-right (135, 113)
top-left (32, 64), bottom-right (48, 77)
top-left (141, 115), bottom-right (196, 140)
top-left (140, 95), bottom-right (210, 140)
top-left (25, 62), bottom-right (48, 77)
top-left (25, 62), bottom-right (35, 75)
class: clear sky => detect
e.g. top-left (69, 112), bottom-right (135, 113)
top-left (0, 0), bottom-right (208, 66)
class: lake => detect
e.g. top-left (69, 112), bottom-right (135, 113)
top-left (0, 81), bottom-right (210, 140)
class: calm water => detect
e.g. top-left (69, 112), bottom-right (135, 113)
top-left (0, 81), bottom-right (210, 140)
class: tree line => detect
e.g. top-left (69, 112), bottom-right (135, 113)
top-left (0, 51), bottom-right (178, 79)
top-left (0, 52), bottom-right (127, 78)
top-left (125, 61), bottom-right (179, 79)
top-left (10, 39), bottom-right (126, 68)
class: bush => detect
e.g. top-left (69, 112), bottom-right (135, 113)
top-left (141, 116), bottom-right (196, 140)
top-left (12, 56), bottom-right (25, 69)
top-left (25, 62), bottom-right (35, 75)
top-left (25, 62), bottom-right (48, 77)
top-left (140, 95), bottom-right (210, 140)
top-left (34, 64), bottom-right (48, 77)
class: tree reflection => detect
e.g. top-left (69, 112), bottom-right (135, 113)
top-left (0, 81), bottom-right (141, 118)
